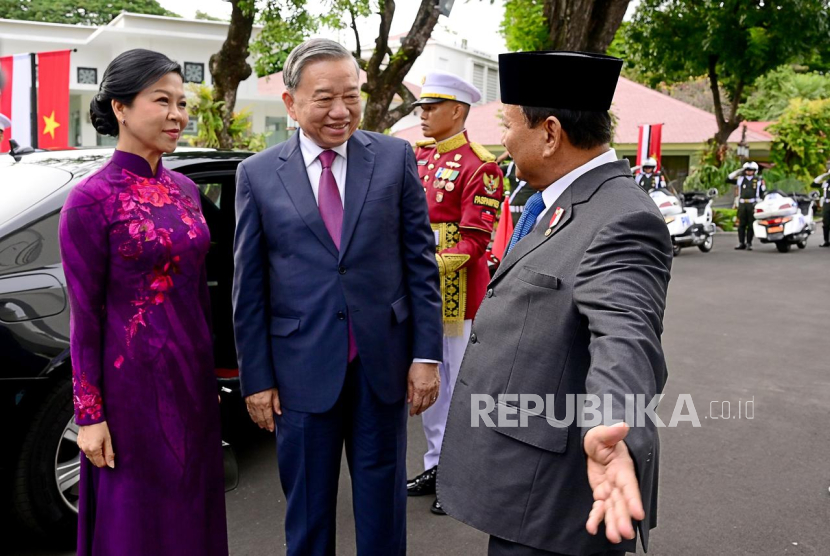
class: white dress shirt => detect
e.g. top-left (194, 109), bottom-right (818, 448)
top-left (297, 130), bottom-right (440, 365)
top-left (298, 130), bottom-right (348, 206)
top-left (535, 148), bottom-right (619, 226)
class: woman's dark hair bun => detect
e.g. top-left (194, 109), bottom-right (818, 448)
top-left (89, 49), bottom-right (183, 138)
top-left (89, 93), bottom-right (119, 137)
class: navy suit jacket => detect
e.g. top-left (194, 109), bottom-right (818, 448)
top-left (232, 130), bottom-right (443, 413)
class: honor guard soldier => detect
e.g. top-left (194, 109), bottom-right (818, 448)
top-left (407, 71), bottom-right (504, 515)
top-left (728, 161), bottom-right (766, 250)
top-left (811, 163), bottom-right (830, 247)
top-left (634, 157), bottom-right (667, 190)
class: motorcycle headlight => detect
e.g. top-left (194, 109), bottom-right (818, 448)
top-left (664, 216), bottom-right (675, 224)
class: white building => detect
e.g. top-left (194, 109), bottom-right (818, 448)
top-left (1, 13), bottom-right (500, 148)
top-left (0, 12), bottom-right (291, 148)
top-left (359, 30), bottom-right (501, 133)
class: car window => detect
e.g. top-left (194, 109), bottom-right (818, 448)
top-left (199, 182), bottom-right (223, 208)
top-left (0, 165), bottom-right (72, 227)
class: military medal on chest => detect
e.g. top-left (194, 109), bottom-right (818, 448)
top-left (433, 167), bottom-right (459, 201)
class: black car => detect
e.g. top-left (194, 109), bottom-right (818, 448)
top-left (0, 147), bottom-right (250, 538)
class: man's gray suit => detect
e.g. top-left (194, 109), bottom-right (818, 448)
top-left (438, 160), bottom-right (672, 555)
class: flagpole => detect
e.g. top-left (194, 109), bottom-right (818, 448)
top-left (29, 52), bottom-right (37, 149)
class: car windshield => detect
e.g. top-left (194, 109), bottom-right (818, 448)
top-left (0, 164), bottom-right (73, 227)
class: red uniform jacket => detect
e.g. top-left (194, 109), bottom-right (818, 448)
top-left (415, 131), bottom-right (504, 331)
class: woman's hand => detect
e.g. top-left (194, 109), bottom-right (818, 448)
top-left (78, 421), bottom-right (115, 468)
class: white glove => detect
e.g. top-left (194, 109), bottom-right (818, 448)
top-left (728, 168), bottom-right (743, 180)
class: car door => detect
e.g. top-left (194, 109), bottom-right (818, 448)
top-left (184, 169), bottom-right (239, 376)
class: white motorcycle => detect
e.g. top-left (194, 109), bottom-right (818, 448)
top-left (752, 190), bottom-right (820, 252)
top-left (650, 188), bottom-right (718, 256)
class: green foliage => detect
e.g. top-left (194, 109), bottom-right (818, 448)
top-left (769, 98), bottom-right (830, 180)
top-left (186, 84), bottom-right (268, 151)
top-left (760, 167), bottom-right (809, 193)
top-left (0, 0), bottom-right (178, 25)
top-left (713, 208), bottom-right (736, 231)
top-left (684, 149), bottom-right (741, 196)
top-left (195, 10), bottom-right (225, 22)
top-left (625, 0), bottom-right (828, 91)
top-left (500, 0), bottom-right (551, 52)
top-left (739, 65), bottom-right (830, 121)
top-left (606, 22), bottom-right (629, 61)
top-left (249, 0), bottom-right (370, 78)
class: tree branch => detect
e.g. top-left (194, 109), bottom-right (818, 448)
top-left (367, 0), bottom-right (394, 82)
top-left (349, 5), bottom-right (361, 60)
top-left (727, 78), bottom-right (745, 125)
top-left (382, 83), bottom-right (418, 129)
top-left (707, 55), bottom-right (725, 128)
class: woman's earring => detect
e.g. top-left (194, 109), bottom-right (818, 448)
top-left (121, 119), bottom-right (126, 126)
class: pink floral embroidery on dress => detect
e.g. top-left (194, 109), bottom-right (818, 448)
top-left (112, 169), bottom-right (206, 352)
top-left (73, 371), bottom-right (104, 421)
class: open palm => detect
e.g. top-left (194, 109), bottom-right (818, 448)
top-left (584, 423), bottom-right (645, 544)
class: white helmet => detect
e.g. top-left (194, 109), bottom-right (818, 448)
top-left (643, 157), bottom-right (658, 168)
top-left (743, 161), bottom-right (759, 171)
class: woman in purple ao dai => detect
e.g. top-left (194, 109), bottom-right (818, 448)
top-left (59, 49), bottom-right (228, 555)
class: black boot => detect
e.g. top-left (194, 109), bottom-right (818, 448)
top-left (407, 466), bottom-right (437, 496)
top-left (431, 497), bottom-right (447, 516)
top-left (735, 244), bottom-right (747, 250)
top-left (746, 243), bottom-right (753, 251)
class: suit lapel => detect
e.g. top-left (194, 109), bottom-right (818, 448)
top-left (339, 132), bottom-right (375, 261)
top-left (492, 186), bottom-right (574, 282)
top-left (490, 159), bottom-right (633, 284)
top-left (276, 133), bottom-right (339, 258)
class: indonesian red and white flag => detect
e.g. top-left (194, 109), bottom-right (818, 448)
top-left (636, 123), bottom-right (663, 171)
top-left (0, 53), bottom-right (34, 153)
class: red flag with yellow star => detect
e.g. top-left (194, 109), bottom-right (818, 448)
top-left (37, 50), bottom-right (71, 150)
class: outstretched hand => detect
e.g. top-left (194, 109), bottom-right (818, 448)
top-left (584, 422), bottom-right (644, 544)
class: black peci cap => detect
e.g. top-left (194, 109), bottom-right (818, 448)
top-left (498, 51), bottom-right (623, 111)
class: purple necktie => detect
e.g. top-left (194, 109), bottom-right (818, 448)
top-left (317, 150), bottom-right (358, 362)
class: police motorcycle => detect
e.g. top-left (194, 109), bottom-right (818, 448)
top-left (752, 189), bottom-right (820, 252)
top-left (649, 187), bottom-right (719, 256)
top-left (636, 159), bottom-right (718, 256)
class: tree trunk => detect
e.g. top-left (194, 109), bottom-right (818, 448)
top-left (707, 55), bottom-right (743, 149)
top-left (360, 0), bottom-right (441, 132)
top-left (209, 0), bottom-right (254, 149)
top-left (543, 0), bottom-right (630, 53)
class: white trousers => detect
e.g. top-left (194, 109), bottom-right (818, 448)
top-left (421, 319), bottom-right (472, 470)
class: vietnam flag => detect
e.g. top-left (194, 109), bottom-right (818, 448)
top-left (37, 50), bottom-right (71, 150)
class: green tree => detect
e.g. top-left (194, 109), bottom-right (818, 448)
top-left (0, 0), bottom-right (178, 25)
top-left (212, 0), bottom-right (442, 139)
top-left (500, 0), bottom-right (550, 52)
top-left (360, 0), bottom-right (442, 131)
top-left (501, 0), bottom-right (630, 53)
top-left (769, 98), bottom-right (830, 180)
top-left (739, 65), bottom-right (830, 121)
top-left (624, 0), bottom-right (830, 150)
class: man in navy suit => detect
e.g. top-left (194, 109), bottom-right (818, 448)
top-left (232, 39), bottom-right (443, 555)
